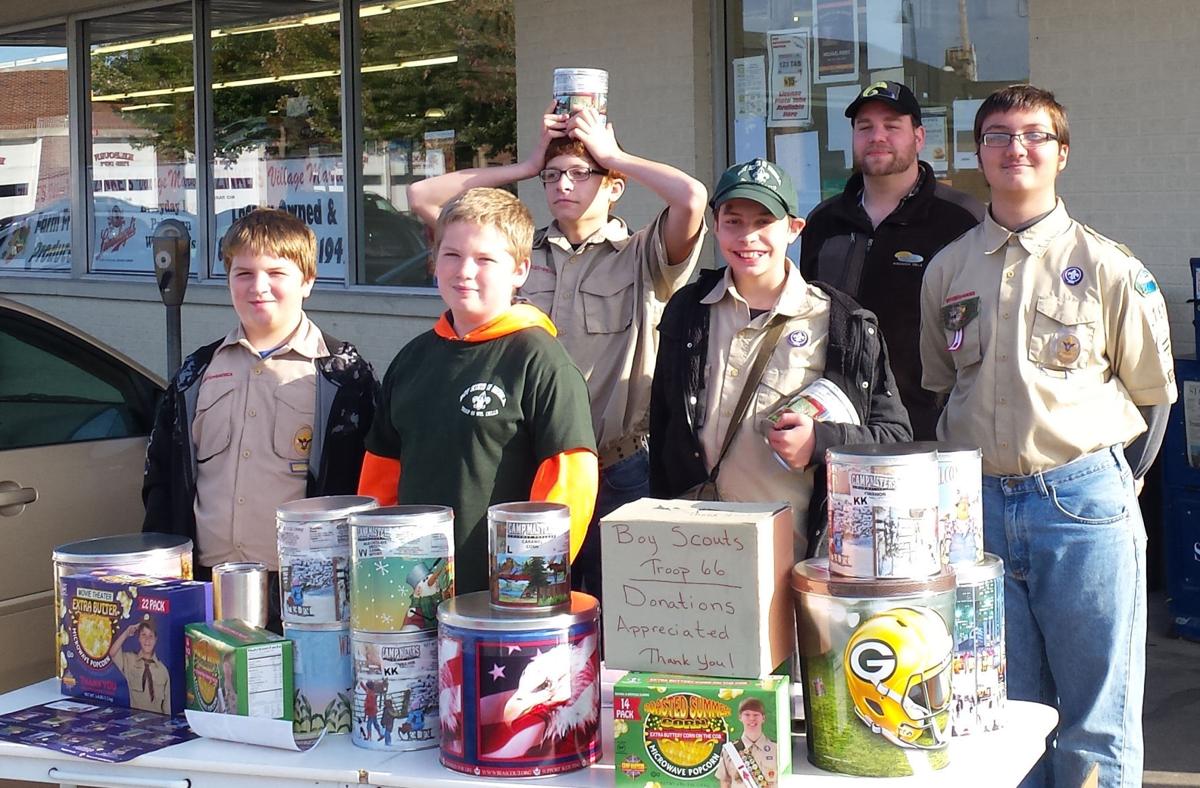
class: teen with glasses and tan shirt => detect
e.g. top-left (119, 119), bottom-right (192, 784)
top-left (407, 103), bottom-right (708, 605)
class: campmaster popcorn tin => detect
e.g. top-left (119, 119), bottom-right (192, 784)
top-left (951, 554), bottom-right (1006, 736)
top-left (351, 630), bottom-right (439, 751)
top-left (438, 591), bottom-right (601, 777)
top-left (488, 501), bottom-right (571, 611)
top-left (277, 495), bottom-right (376, 625)
top-left (912, 442), bottom-right (984, 567)
top-left (349, 505), bottom-right (454, 633)
top-left (791, 559), bottom-right (956, 777)
top-left (285, 622), bottom-right (354, 735)
top-left (826, 444), bottom-right (941, 579)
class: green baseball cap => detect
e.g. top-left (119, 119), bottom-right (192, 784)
top-left (710, 158), bottom-right (800, 219)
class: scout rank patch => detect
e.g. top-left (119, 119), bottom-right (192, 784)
top-left (941, 296), bottom-right (979, 352)
top-left (1062, 266), bottom-right (1084, 286)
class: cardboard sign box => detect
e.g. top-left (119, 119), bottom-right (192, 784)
top-left (613, 672), bottom-right (792, 787)
top-left (59, 571), bottom-right (212, 716)
top-left (600, 499), bottom-right (794, 679)
top-left (185, 619), bottom-right (294, 721)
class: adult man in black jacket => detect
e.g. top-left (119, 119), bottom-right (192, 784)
top-left (800, 81), bottom-right (983, 439)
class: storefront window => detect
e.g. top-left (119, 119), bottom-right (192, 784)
top-left (87, 4), bottom-right (198, 274)
top-left (726, 0), bottom-right (1029, 215)
top-left (359, 0), bottom-right (516, 286)
top-left (210, 0), bottom-right (345, 280)
top-left (0, 27), bottom-right (70, 272)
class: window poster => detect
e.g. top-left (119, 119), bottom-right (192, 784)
top-left (865, 0), bottom-right (903, 70)
top-left (1184, 380), bottom-right (1200, 469)
top-left (924, 106), bottom-right (949, 174)
top-left (952, 98), bottom-right (984, 171)
top-left (734, 55), bottom-right (768, 120)
top-left (767, 30), bottom-right (811, 126)
top-left (814, 0), bottom-right (859, 84)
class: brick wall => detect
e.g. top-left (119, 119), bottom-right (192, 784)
top-left (1032, 1), bottom-right (1200, 356)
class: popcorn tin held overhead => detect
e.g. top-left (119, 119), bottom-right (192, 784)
top-left (438, 591), bottom-right (601, 778)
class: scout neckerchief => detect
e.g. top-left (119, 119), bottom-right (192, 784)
top-left (696, 314), bottom-right (790, 497)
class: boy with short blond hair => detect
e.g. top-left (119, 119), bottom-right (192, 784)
top-left (359, 187), bottom-right (598, 593)
top-left (408, 104), bottom-right (707, 602)
top-left (143, 208), bottom-right (377, 632)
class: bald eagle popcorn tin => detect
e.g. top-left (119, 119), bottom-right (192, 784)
top-left (437, 591), bottom-right (601, 777)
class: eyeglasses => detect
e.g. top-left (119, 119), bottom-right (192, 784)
top-left (538, 167), bottom-right (605, 183)
top-left (980, 131), bottom-right (1059, 148)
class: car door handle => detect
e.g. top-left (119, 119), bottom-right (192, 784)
top-left (0, 480), bottom-right (37, 515)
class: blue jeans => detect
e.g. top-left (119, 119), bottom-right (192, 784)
top-left (982, 446), bottom-right (1145, 788)
top-left (571, 448), bottom-right (650, 605)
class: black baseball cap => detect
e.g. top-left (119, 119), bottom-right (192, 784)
top-left (844, 81), bottom-right (923, 126)
top-left (710, 158), bottom-right (800, 219)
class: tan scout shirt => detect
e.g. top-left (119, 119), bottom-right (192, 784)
top-left (700, 264), bottom-right (830, 553)
top-left (193, 314), bottom-right (327, 569)
top-left (920, 201), bottom-right (1176, 476)
top-left (714, 732), bottom-right (780, 787)
top-left (523, 210), bottom-right (704, 462)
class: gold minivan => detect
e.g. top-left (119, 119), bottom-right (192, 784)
top-left (0, 297), bottom-right (163, 693)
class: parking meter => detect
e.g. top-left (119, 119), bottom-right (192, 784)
top-left (152, 219), bottom-right (191, 375)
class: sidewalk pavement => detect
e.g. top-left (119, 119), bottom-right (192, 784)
top-left (1144, 590), bottom-right (1200, 787)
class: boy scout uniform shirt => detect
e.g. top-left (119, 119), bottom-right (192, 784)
top-left (714, 731), bottom-right (779, 787)
top-left (523, 210), bottom-right (704, 464)
top-left (700, 264), bottom-right (830, 529)
top-left (920, 200), bottom-right (1176, 476)
top-left (192, 314), bottom-right (326, 569)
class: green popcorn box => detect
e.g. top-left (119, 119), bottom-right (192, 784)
top-left (613, 672), bottom-right (791, 788)
top-left (185, 619), bottom-right (294, 721)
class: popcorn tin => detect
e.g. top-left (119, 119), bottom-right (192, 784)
top-left (438, 591), bottom-right (601, 777)
top-left (826, 444), bottom-right (941, 579)
top-left (349, 505), bottom-right (454, 633)
top-left (351, 630), bottom-right (439, 751)
top-left (277, 495), bottom-right (377, 624)
top-left (791, 559), bottom-right (956, 777)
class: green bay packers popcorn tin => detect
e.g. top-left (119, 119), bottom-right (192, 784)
top-left (791, 559), bottom-right (956, 777)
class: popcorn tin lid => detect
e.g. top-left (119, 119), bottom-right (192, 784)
top-left (276, 495), bottom-right (378, 522)
top-left (826, 442), bottom-right (939, 466)
top-left (348, 504), bottom-right (453, 528)
top-left (792, 558), bottom-right (956, 598)
top-left (53, 532), bottom-right (192, 564)
top-left (950, 553), bottom-right (1003, 585)
top-left (907, 441), bottom-right (983, 460)
top-left (438, 590), bottom-right (598, 632)
top-left (487, 501), bottom-right (570, 523)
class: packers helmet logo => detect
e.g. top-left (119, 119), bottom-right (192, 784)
top-left (849, 638), bottom-right (897, 683)
top-left (293, 426), bottom-right (313, 456)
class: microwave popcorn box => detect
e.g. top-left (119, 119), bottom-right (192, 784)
top-left (601, 499), bottom-right (794, 679)
top-left (185, 619), bottom-right (294, 721)
top-left (59, 571), bottom-right (212, 716)
top-left (613, 672), bottom-right (792, 788)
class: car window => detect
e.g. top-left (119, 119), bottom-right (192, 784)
top-left (0, 310), bottom-right (159, 450)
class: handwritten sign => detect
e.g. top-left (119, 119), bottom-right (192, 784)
top-left (600, 499), bottom-right (794, 679)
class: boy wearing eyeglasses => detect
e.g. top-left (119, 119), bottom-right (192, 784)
top-left (920, 85), bottom-right (1175, 788)
top-left (409, 104), bottom-right (707, 603)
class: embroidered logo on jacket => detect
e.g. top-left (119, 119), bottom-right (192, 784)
top-left (460, 383), bottom-right (508, 417)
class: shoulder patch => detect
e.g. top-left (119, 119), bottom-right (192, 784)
top-left (1082, 224), bottom-right (1136, 258)
top-left (1134, 268), bottom-right (1160, 297)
